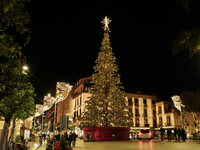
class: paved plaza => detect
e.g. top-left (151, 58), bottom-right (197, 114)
top-left (73, 139), bottom-right (200, 150)
top-left (34, 138), bottom-right (200, 150)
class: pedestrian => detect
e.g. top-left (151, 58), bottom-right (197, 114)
top-left (177, 128), bottom-right (181, 142)
top-left (181, 128), bottom-right (186, 141)
top-left (87, 132), bottom-right (90, 141)
top-left (71, 131), bottom-right (77, 147)
top-left (167, 129), bottom-right (172, 141)
top-left (174, 127), bottom-right (177, 141)
top-left (160, 127), bottom-right (165, 143)
top-left (64, 132), bottom-right (69, 144)
top-left (56, 132), bottom-right (60, 141)
top-left (68, 132), bottom-right (72, 146)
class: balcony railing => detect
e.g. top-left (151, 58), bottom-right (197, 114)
top-left (157, 111), bottom-right (162, 114)
top-left (165, 123), bottom-right (171, 126)
top-left (143, 114), bottom-right (148, 118)
top-left (165, 109), bottom-right (172, 113)
top-left (135, 114), bottom-right (140, 117)
top-left (153, 124), bottom-right (157, 128)
top-left (143, 104), bottom-right (148, 107)
top-left (135, 103), bottom-right (139, 106)
top-left (135, 124), bottom-right (140, 127)
top-left (128, 102), bottom-right (133, 106)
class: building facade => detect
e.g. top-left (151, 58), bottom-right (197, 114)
top-left (54, 76), bottom-right (200, 138)
top-left (56, 77), bottom-right (158, 137)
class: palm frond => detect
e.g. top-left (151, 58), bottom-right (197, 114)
top-left (172, 28), bottom-right (200, 57)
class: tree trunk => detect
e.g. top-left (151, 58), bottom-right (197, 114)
top-left (8, 119), bottom-right (15, 150)
top-left (0, 121), bottom-right (9, 150)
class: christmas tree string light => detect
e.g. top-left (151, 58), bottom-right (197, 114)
top-left (80, 16), bottom-right (132, 128)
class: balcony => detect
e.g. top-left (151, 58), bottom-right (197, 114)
top-left (128, 102), bottom-right (133, 106)
top-left (157, 111), bottom-right (162, 114)
top-left (135, 103), bottom-right (139, 106)
top-left (143, 104), bottom-right (148, 107)
top-left (164, 109), bottom-right (172, 113)
top-left (153, 124), bottom-right (157, 128)
top-left (165, 123), bottom-right (171, 126)
top-left (135, 124), bottom-right (140, 127)
top-left (143, 114), bottom-right (148, 118)
top-left (135, 114), bottom-right (140, 117)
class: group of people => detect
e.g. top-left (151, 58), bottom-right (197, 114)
top-left (62, 131), bottom-right (77, 147)
top-left (160, 127), bottom-right (186, 143)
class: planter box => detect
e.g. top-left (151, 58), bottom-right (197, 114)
top-left (82, 127), bottom-right (130, 141)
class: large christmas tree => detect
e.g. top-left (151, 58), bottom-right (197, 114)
top-left (80, 16), bottom-right (132, 128)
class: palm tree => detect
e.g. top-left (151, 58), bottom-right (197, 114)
top-left (176, 0), bottom-right (194, 12)
top-left (172, 0), bottom-right (199, 57)
top-left (172, 28), bottom-right (200, 57)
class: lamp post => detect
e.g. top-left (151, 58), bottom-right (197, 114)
top-left (53, 94), bottom-right (61, 136)
top-left (53, 101), bottom-right (57, 136)
top-left (42, 112), bottom-right (43, 134)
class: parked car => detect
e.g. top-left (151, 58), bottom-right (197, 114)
top-left (138, 129), bottom-right (151, 140)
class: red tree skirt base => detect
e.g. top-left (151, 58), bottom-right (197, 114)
top-left (82, 127), bottom-right (130, 141)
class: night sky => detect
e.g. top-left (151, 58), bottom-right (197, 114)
top-left (22, 1), bottom-right (200, 102)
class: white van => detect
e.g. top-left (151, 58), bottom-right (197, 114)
top-left (138, 129), bottom-right (151, 140)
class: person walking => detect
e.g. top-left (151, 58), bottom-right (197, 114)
top-left (71, 131), bottom-right (77, 147)
top-left (64, 132), bottom-right (69, 144)
top-left (86, 132), bottom-right (92, 142)
top-left (181, 128), bottom-right (186, 141)
top-left (56, 132), bottom-right (60, 141)
top-left (167, 129), bottom-right (172, 141)
top-left (68, 132), bottom-right (72, 146)
top-left (177, 128), bottom-right (181, 142)
top-left (174, 127), bottom-right (177, 142)
top-left (160, 127), bottom-right (165, 143)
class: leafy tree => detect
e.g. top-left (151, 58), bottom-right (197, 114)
top-left (68, 125), bottom-right (75, 131)
top-left (15, 135), bottom-right (21, 143)
top-left (80, 18), bottom-right (132, 128)
top-left (180, 89), bottom-right (200, 113)
top-left (0, 0), bottom-right (34, 149)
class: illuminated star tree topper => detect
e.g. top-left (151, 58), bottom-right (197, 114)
top-left (101, 16), bottom-right (112, 32)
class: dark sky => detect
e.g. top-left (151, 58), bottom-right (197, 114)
top-left (22, 1), bottom-right (200, 102)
